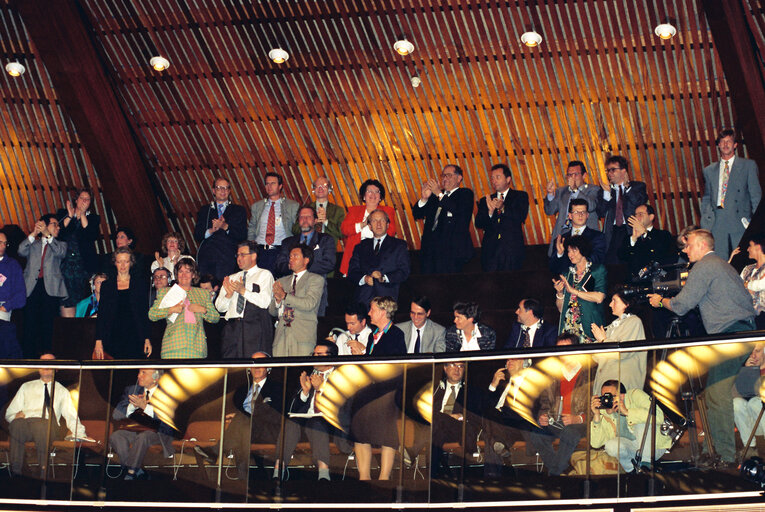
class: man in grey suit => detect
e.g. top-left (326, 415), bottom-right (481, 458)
top-left (700, 129), bottom-right (762, 259)
top-left (247, 172), bottom-right (299, 273)
top-left (18, 214), bottom-right (67, 358)
top-left (395, 295), bottom-right (446, 353)
top-left (544, 160), bottom-right (599, 256)
top-left (269, 245), bottom-right (324, 357)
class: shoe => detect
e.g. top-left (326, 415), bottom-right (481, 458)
top-left (194, 445), bottom-right (215, 463)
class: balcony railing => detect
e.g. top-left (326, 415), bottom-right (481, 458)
top-left (0, 333), bottom-right (764, 507)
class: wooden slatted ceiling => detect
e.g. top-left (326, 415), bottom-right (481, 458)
top-left (7, 0), bottom-right (743, 254)
top-left (0, 1), bottom-right (116, 253)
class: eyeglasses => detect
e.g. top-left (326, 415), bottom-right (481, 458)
top-left (570, 210), bottom-right (588, 216)
top-left (606, 167), bottom-right (622, 173)
top-left (0, 241), bottom-right (8, 246)
top-left (214, 185), bottom-right (230, 190)
top-left (445, 363), bottom-right (465, 369)
top-left (566, 172), bottom-right (582, 177)
top-left (236, 252), bottom-right (254, 258)
top-left (153, 275), bottom-right (169, 280)
top-left (314, 184), bottom-right (329, 190)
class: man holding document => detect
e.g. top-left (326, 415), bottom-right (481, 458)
top-left (273, 340), bottom-right (348, 481)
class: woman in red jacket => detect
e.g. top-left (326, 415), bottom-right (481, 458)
top-left (339, 179), bottom-right (396, 275)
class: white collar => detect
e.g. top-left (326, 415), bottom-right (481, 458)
top-left (562, 362), bottom-right (582, 382)
top-left (293, 269), bottom-right (307, 280)
top-left (374, 234), bottom-right (387, 244)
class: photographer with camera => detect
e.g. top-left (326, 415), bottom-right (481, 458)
top-left (648, 229), bottom-right (755, 466)
top-left (590, 380), bottom-right (672, 473)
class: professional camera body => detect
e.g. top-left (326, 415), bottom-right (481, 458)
top-left (598, 392), bottom-right (614, 409)
top-left (620, 261), bottom-right (690, 302)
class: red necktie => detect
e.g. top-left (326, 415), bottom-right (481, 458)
top-left (265, 202), bottom-right (276, 245)
top-left (38, 242), bottom-right (48, 279)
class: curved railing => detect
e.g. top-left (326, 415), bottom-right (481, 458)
top-left (0, 333), bottom-right (764, 508)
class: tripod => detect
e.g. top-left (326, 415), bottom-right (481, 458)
top-left (632, 320), bottom-right (715, 473)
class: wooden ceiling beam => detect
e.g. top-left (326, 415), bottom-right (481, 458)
top-left (12, 0), bottom-right (166, 254)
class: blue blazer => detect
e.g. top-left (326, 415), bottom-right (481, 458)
top-left (366, 325), bottom-right (407, 356)
top-left (347, 235), bottom-right (410, 306)
top-left (503, 320), bottom-right (558, 350)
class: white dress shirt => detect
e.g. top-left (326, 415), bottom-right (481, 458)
top-left (5, 378), bottom-right (87, 438)
top-left (439, 381), bottom-right (463, 413)
top-left (459, 324), bottom-right (483, 351)
top-left (335, 326), bottom-right (371, 356)
top-left (215, 265), bottom-right (274, 319)
top-left (126, 385), bottom-right (157, 418)
top-left (299, 368), bottom-right (333, 414)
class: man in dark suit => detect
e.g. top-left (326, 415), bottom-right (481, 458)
top-left (273, 340), bottom-right (349, 481)
top-left (347, 209), bottom-right (410, 307)
top-left (475, 163), bottom-right (529, 271)
top-left (411, 362), bottom-right (481, 478)
top-left (395, 295), bottom-right (447, 353)
top-left (292, 176), bottom-right (345, 244)
top-left (412, 164), bottom-right (474, 274)
top-left (196, 352), bottom-right (283, 479)
top-left (482, 357), bottom-right (536, 478)
top-left (701, 129), bottom-right (762, 259)
top-left (110, 368), bottom-right (175, 480)
top-left (544, 160), bottom-right (600, 257)
top-left (549, 198), bottom-right (606, 276)
top-left (597, 155), bottom-right (648, 263)
top-left (617, 203), bottom-right (677, 281)
top-left (194, 177), bottom-right (249, 282)
top-left (276, 206), bottom-right (336, 315)
top-left (503, 298), bottom-right (557, 349)
top-left (18, 214), bottom-right (67, 358)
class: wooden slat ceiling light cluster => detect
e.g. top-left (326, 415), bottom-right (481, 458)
top-left (0, 0), bottom-right (747, 253)
top-left (0, 1), bottom-right (115, 251)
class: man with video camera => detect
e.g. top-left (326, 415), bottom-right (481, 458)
top-left (648, 228), bottom-right (755, 467)
top-left (590, 380), bottom-right (672, 473)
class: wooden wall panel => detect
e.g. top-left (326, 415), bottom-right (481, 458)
top-left (0, 2), bottom-right (118, 253)
top-left (4, 0), bottom-right (751, 255)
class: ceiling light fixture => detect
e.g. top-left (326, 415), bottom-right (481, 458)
top-left (5, 62), bottom-right (25, 77)
top-left (410, 75), bottom-right (422, 88)
top-left (150, 56), bottom-right (170, 71)
top-left (654, 23), bottom-right (677, 40)
top-left (268, 48), bottom-right (289, 64)
top-left (520, 31), bottom-right (543, 47)
top-left (393, 39), bottom-right (415, 56)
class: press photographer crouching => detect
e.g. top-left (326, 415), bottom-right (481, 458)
top-left (648, 228), bottom-right (756, 467)
top-left (590, 380), bottom-right (672, 473)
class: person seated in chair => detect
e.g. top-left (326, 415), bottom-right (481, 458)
top-left (110, 368), bottom-right (175, 480)
top-left (194, 352), bottom-right (283, 480)
top-left (5, 353), bottom-right (91, 476)
top-left (590, 380), bottom-right (672, 473)
top-left (482, 357), bottom-right (536, 479)
top-left (528, 333), bottom-right (590, 476)
top-left (409, 361), bottom-right (481, 478)
top-left (273, 340), bottom-right (349, 481)
top-left (504, 298), bottom-right (557, 349)
top-left (444, 302), bottom-right (496, 352)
